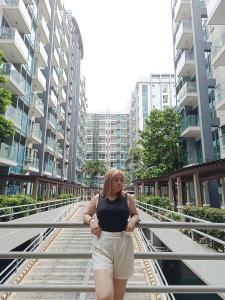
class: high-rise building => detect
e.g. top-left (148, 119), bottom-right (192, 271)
top-left (206, 0), bottom-right (225, 158)
top-left (171, 0), bottom-right (221, 206)
top-left (130, 74), bottom-right (176, 146)
top-left (85, 112), bottom-right (130, 184)
top-left (0, 0), bottom-right (84, 194)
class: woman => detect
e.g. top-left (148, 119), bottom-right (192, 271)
top-left (83, 168), bottom-right (139, 300)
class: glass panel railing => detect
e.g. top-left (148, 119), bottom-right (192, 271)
top-left (211, 29), bottom-right (225, 60)
top-left (30, 94), bottom-right (44, 114)
top-left (0, 27), bottom-right (28, 59)
top-left (48, 113), bottom-right (57, 128)
top-left (177, 82), bottom-right (197, 103)
top-left (34, 41), bottom-right (48, 63)
top-left (5, 105), bottom-right (22, 129)
top-left (0, 63), bottom-right (26, 94)
top-left (215, 86), bottom-right (225, 105)
top-left (181, 115), bottom-right (199, 132)
top-left (46, 137), bottom-right (56, 150)
top-left (181, 150), bottom-right (203, 165)
top-left (24, 155), bottom-right (39, 169)
top-left (44, 161), bottom-right (54, 173)
top-left (27, 125), bottom-right (42, 140)
top-left (57, 124), bottom-right (64, 136)
top-left (0, 142), bottom-right (17, 161)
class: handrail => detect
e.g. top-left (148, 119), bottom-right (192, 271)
top-left (0, 284), bottom-right (225, 293)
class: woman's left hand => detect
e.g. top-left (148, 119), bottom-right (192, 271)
top-left (126, 220), bottom-right (136, 232)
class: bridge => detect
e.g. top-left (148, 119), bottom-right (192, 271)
top-left (0, 199), bottom-right (224, 300)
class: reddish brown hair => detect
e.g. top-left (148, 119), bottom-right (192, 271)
top-left (103, 168), bottom-right (124, 197)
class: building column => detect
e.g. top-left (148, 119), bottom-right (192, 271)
top-left (193, 172), bottom-right (202, 207)
top-left (177, 177), bottom-right (183, 212)
top-left (141, 182), bottom-right (145, 196)
top-left (2, 179), bottom-right (8, 195)
top-left (134, 184), bottom-right (138, 198)
top-left (154, 181), bottom-right (159, 196)
top-left (32, 180), bottom-right (39, 200)
top-left (46, 183), bottom-right (51, 200)
top-left (186, 182), bottom-right (191, 207)
top-left (203, 180), bottom-right (210, 207)
top-left (168, 178), bottom-right (174, 209)
top-left (220, 177), bottom-right (225, 209)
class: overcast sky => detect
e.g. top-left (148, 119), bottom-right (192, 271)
top-left (64, 0), bottom-right (174, 113)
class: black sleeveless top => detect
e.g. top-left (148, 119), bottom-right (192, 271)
top-left (96, 193), bottom-right (129, 232)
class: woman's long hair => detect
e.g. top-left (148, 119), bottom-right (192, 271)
top-left (103, 168), bottom-right (124, 197)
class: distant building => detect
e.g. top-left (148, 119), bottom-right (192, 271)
top-left (130, 74), bottom-right (176, 146)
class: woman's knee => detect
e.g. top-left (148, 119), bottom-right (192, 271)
top-left (96, 288), bottom-right (113, 300)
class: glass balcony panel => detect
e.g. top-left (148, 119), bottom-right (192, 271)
top-left (27, 124), bottom-right (42, 143)
top-left (207, 0), bottom-right (225, 25)
top-left (176, 49), bottom-right (195, 77)
top-left (177, 81), bottom-right (198, 107)
top-left (32, 67), bottom-right (46, 92)
top-left (0, 142), bottom-right (17, 166)
top-left (44, 161), bottom-right (54, 174)
top-left (181, 115), bottom-right (201, 138)
top-left (46, 137), bottom-right (56, 151)
top-left (175, 19), bottom-right (193, 50)
top-left (49, 90), bottom-right (58, 108)
top-left (34, 41), bottom-right (48, 67)
top-left (211, 29), bottom-right (225, 66)
top-left (1, 0), bottom-right (32, 33)
top-left (0, 63), bottom-right (25, 95)
top-left (24, 155), bottom-right (39, 170)
top-left (50, 68), bottom-right (59, 87)
top-left (39, 0), bottom-right (51, 20)
top-left (215, 85), bottom-right (225, 110)
top-left (5, 105), bottom-right (22, 129)
top-left (0, 27), bottom-right (28, 63)
top-left (29, 94), bottom-right (44, 117)
top-left (48, 113), bottom-right (57, 129)
top-left (36, 14), bottom-right (49, 44)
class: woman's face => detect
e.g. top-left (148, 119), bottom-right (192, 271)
top-left (111, 174), bottom-right (124, 194)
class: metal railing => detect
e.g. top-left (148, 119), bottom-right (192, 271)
top-left (136, 201), bottom-right (225, 250)
top-left (0, 222), bottom-right (225, 294)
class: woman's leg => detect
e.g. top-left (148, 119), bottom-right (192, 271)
top-left (113, 278), bottom-right (128, 300)
top-left (94, 269), bottom-right (114, 300)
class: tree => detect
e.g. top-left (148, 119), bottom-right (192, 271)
top-left (0, 50), bottom-right (15, 143)
top-left (139, 107), bottom-right (181, 178)
top-left (82, 160), bottom-right (107, 186)
top-left (125, 145), bottom-right (144, 180)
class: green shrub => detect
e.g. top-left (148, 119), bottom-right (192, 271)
top-left (138, 195), bottom-right (171, 210)
top-left (57, 193), bottom-right (74, 200)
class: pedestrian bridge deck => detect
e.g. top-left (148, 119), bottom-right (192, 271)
top-left (4, 202), bottom-right (159, 300)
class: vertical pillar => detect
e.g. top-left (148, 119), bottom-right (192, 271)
top-left (193, 172), bottom-right (202, 207)
top-left (203, 180), bottom-right (210, 207)
top-left (32, 180), bottom-right (39, 200)
top-left (154, 181), bottom-right (159, 196)
top-left (2, 179), bottom-right (8, 195)
top-left (177, 177), bottom-right (183, 211)
top-left (186, 182), bottom-right (191, 207)
top-left (220, 177), bottom-right (225, 208)
top-left (141, 182), bottom-right (145, 196)
top-left (46, 183), bottom-right (51, 200)
top-left (168, 178), bottom-right (174, 208)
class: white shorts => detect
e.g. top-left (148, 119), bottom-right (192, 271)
top-left (92, 231), bottom-right (134, 279)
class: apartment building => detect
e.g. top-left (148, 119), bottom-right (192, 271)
top-left (206, 0), bottom-right (225, 158)
top-left (0, 0), bottom-right (84, 194)
top-left (85, 112), bottom-right (130, 183)
top-left (171, 0), bottom-right (221, 206)
top-left (130, 74), bottom-right (176, 146)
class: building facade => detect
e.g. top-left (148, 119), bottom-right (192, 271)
top-left (130, 74), bottom-right (176, 146)
top-left (171, 0), bottom-right (222, 206)
top-left (85, 112), bottom-right (130, 184)
top-left (0, 0), bottom-right (84, 195)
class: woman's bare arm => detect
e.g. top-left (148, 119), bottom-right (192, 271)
top-left (83, 194), bottom-right (98, 224)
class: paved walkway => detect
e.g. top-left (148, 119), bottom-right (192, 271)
top-left (6, 202), bottom-right (160, 300)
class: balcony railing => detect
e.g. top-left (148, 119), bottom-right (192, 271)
top-left (181, 115), bottom-right (199, 132)
top-left (0, 142), bottom-right (17, 162)
top-left (29, 94), bottom-right (44, 115)
top-left (24, 155), bottom-right (39, 169)
top-left (177, 82), bottom-right (197, 106)
top-left (211, 29), bottom-right (225, 66)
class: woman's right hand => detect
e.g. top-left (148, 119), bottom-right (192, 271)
top-left (90, 219), bottom-right (102, 237)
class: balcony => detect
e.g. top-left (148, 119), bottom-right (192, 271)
top-left (58, 88), bottom-right (66, 104)
top-left (58, 106), bottom-right (65, 122)
top-left (36, 14), bottom-right (49, 44)
top-left (61, 36), bottom-right (69, 54)
top-left (56, 145), bottom-right (63, 159)
top-left (43, 161), bottom-right (54, 176)
top-left (29, 94), bottom-right (44, 117)
top-left (50, 68), bottom-right (58, 87)
top-left (52, 48), bottom-right (60, 67)
top-left (207, 0), bottom-right (225, 25)
top-left (32, 68), bottom-right (46, 92)
top-left (52, 167), bottom-right (61, 178)
top-left (215, 86), bottom-right (225, 110)
top-left (27, 124), bottom-right (42, 144)
top-left (177, 82), bottom-right (198, 107)
top-left (54, 27), bottom-right (60, 48)
top-left (1, 0), bottom-right (31, 33)
top-left (176, 49), bottom-right (195, 77)
top-left (47, 113), bottom-right (57, 130)
top-left (0, 27), bottom-right (28, 64)
top-left (181, 115), bottom-right (201, 139)
top-left (59, 69), bottom-right (67, 86)
top-left (45, 137), bottom-right (56, 154)
top-left (173, 0), bottom-right (191, 22)
top-left (57, 0), bottom-right (63, 10)
top-left (211, 29), bottom-right (225, 66)
top-left (49, 90), bottom-right (57, 108)
top-left (55, 8), bottom-right (62, 28)
top-left (0, 142), bottom-right (17, 166)
top-left (5, 105), bottom-right (22, 129)
top-left (181, 150), bottom-right (203, 167)
top-left (0, 63), bottom-right (25, 95)
top-left (56, 124), bottom-right (64, 139)
top-left (39, 0), bottom-right (51, 21)
top-left (23, 155), bottom-right (39, 172)
top-left (34, 41), bottom-right (48, 68)
top-left (175, 20), bottom-right (193, 50)
top-left (60, 52), bottom-right (68, 70)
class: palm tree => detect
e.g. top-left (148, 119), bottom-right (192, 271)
top-left (125, 146), bottom-right (144, 180)
top-left (82, 160), bottom-right (107, 186)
